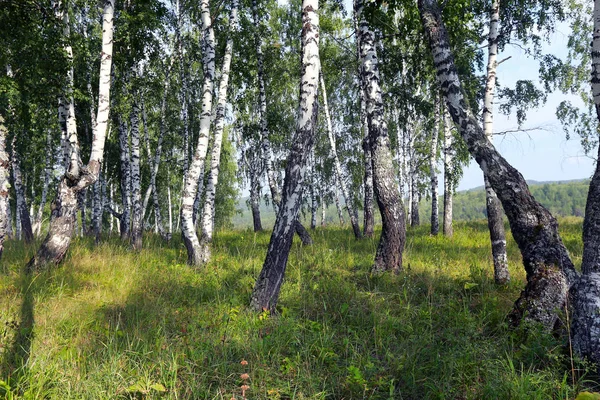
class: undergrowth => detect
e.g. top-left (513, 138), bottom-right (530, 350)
top-left (0, 219), bottom-right (596, 399)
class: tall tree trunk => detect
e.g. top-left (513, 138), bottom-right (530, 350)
top-left (176, 0), bottom-right (190, 180)
top-left (35, 129), bottom-right (53, 237)
top-left (28, 0), bottom-right (114, 271)
top-left (320, 72), bottom-right (361, 238)
top-left (250, 0), bottom-right (320, 311)
top-left (11, 137), bottom-right (33, 243)
top-left (199, 0), bottom-right (239, 263)
top-left (92, 170), bottom-right (102, 240)
top-left (320, 185), bottom-right (326, 227)
top-left (180, 0), bottom-right (216, 266)
top-left (443, 110), bottom-right (454, 237)
top-left (252, 0), bottom-right (312, 244)
top-left (149, 77), bottom-right (169, 241)
top-left (430, 98), bottom-right (440, 235)
top-left (570, 0), bottom-right (600, 365)
top-left (419, 0), bottom-right (577, 330)
top-left (334, 187), bottom-right (345, 225)
top-left (0, 116), bottom-right (10, 259)
top-left (118, 115), bottom-right (131, 239)
top-left (410, 170), bottom-right (420, 227)
top-left (362, 137), bottom-right (375, 237)
top-left (356, 0), bottom-right (406, 273)
top-left (483, 0), bottom-right (510, 284)
top-left (129, 90), bottom-right (142, 250)
top-left (310, 155), bottom-right (317, 230)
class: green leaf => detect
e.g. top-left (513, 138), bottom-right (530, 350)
top-left (464, 282), bottom-right (478, 290)
top-left (575, 392), bottom-right (600, 400)
top-left (150, 383), bottom-right (167, 392)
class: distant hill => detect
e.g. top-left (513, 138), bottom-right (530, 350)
top-left (232, 179), bottom-right (590, 229)
top-left (421, 179), bottom-right (590, 221)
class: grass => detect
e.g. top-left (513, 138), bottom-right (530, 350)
top-left (0, 219), bottom-right (597, 399)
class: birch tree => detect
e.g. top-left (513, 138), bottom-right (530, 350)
top-left (0, 116), bottom-right (9, 259)
top-left (320, 72), bottom-right (362, 238)
top-left (356, 0), bottom-right (406, 273)
top-left (419, 0), bottom-right (577, 330)
top-left (429, 96), bottom-right (440, 235)
top-left (483, 0), bottom-right (510, 284)
top-left (180, 0), bottom-right (216, 266)
top-left (27, 0), bottom-right (115, 270)
top-left (129, 86), bottom-right (142, 250)
top-left (199, 0), bottom-right (239, 263)
top-left (250, 0), bottom-right (320, 311)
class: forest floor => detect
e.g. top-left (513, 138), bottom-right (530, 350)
top-left (0, 218), bottom-right (598, 399)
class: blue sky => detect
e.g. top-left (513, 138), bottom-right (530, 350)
top-left (456, 23), bottom-right (595, 190)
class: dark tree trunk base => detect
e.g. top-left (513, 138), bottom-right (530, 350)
top-left (571, 273), bottom-right (600, 365)
top-left (295, 221), bottom-right (313, 245)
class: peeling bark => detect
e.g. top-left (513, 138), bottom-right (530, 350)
top-left (356, 0), bottom-right (406, 273)
top-left (28, 0), bottom-right (115, 271)
top-left (483, 0), bottom-right (510, 284)
top-left (250, 0), bottom-right (320, 311)
top-left (419, 0), bottom-right (576, 330)
top-left (199, 0), bottom-right (239, 263)
top-left (180, 0), bottom-right (216, 266)
top-left (0, 116), bottom-right (9, 259)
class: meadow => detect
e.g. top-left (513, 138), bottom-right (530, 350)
top-left (0, 219), bottom-right (597, 399)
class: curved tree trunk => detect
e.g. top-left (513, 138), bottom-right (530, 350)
top-left (199, 0), bottom-right (239, 264)
top-left (0, 115), bottom-right (9, 260)
top-left (250, 0), bottom-right (319, 311)
top-left (28, 0), bottom-right (115, 271)
top-left (180, 0), bottom-right (216, 266)
top-left (320, 72), bottom-right (361, 238)
top-left (356, 0), bottom-right (406, 273)
top-left (419, 0), bottom-right (577, 330)
top-left (483, 0), bottom-right (510, 284)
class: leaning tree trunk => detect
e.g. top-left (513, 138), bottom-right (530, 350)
top-left (320, 72), bottom-right (361, 238)
top-left (129, 90), bottom-right (142, 250)
top-left (419, 0), bottom-right (577, 330)
top-left (27, 0), bottom-right (115, 271)
top-left (570, 0), bottom-right (600, 366)
top-left (443, 110), bottom-right (454, 237)
top-left (0, 115), bottom-right (10, 259)
top-left (118, 115), bottom-right (131, 240)
top-left (250, 0), bottom-right (320, 311)
top-left (356, 0), bottom-right (406, 273)
top-left (430, 97), bottom-right (440, 235)
top-left (11, 137), bottom-right (34, 243)
top-left (199, 0), bottom-right (239, 264)
top-left (180, 0), bottom-right (216, 266)
top-left (483, 0), bottom-right (510, 284)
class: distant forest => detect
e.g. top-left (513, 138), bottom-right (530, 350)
top-left (234, 179), bottom-right (590, 229)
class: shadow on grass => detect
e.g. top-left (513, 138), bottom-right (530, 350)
top-left (1, 270), bottom-right (35, 388)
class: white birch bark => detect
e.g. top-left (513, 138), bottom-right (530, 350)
top-left (483, 0), bottom-right (510, 284)
top-left (180, 0), bottom-right (216, 266)
top-left (320, 72), bottom-right (361, 238)
top-left (356, 0), bottom-right (406, 273)
top-left (129, 89), bottom-right (142, 250)
top-left (118, 115), bottom-right (131, 239)
top-left (0, 116), bottom-right (9, 259)
top-left (199, 0), bottom-right (239, 263)
top-left (28, 0), bottom-right (115, 270)
top-left (34, 128), bottom-right (53, 236)
top-left (430, 98), bottom-right (440, 235)
top-left (250, 0), bottom-right (320, 311)
top-left (443, 109), bottom-right (454, 237)
top-left (570, 0), bottom-right (600, 366)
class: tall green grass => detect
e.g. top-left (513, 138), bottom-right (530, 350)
top-left (0, 219), bottom-right (596, 399)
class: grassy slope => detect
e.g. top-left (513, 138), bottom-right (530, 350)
top-left (0, 219), bottom-right (595, 399)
